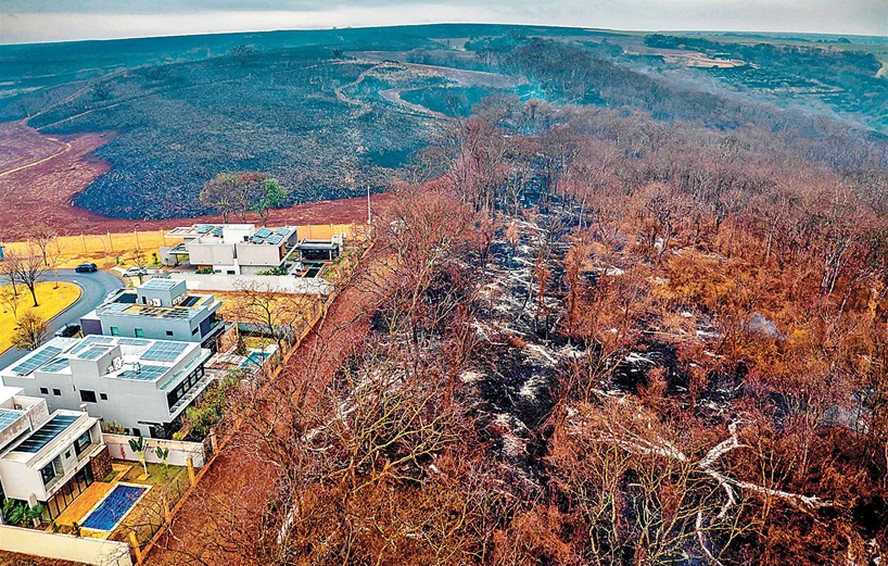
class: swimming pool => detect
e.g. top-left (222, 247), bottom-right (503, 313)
top-left (240, 350), bottom-right (270, 369)
top-left (81, 483), bottom-right (149, 531)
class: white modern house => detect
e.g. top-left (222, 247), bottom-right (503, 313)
top-left (0, 385), bottom-right (107, 522)
top-left (80, 278), bottom-right (225, 348)
top-left (0, 335), bottom-right (213, 439)
top-left (162, 224), bottom-right (298, 275)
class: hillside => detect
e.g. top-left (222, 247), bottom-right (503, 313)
top-left (0, 24), bottom-right (885, 221)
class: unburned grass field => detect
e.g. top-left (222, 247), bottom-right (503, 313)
top-left (0, 281), bottom-right (81, 352)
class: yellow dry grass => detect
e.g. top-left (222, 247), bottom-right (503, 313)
top-left (0, 281), bottom-right (81, 352)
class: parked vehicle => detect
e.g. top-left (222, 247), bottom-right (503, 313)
top-left (75, 263), bottom-right (98, 273)
top-left (123, 267), bottom-right (148, 277)
top-left (54, 324), bottom-right (81, 338)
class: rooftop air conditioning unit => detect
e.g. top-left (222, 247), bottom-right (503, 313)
top-left (150, 298), bottom-right (162, 306)
top-left (112, 356), bottom-right (123, 370)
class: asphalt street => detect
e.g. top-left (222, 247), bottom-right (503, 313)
top-left (0, 269), bottom-right (124, 369)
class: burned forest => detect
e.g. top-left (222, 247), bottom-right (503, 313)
top-left (153, 93), bottom-right (888, 566)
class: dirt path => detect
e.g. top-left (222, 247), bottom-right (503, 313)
top-left (380, 87), bottom-right (451, 120)
top-left (0, 132), bottom-right (71, 179)
top-left (333, 61), bottom-right (401, 107)
top-left (146, 257), bottom-right (385, 565)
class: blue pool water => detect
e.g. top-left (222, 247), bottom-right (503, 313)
top-left (241, 351), bottom-right (270, 368)
top-left (81, 484), bottom-right (147, 531)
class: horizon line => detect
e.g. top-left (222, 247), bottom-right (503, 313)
top-left (2, 20), bottom-right (885, 48)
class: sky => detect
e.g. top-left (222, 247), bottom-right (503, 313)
top-left (0, 0), bottom-right (885, 44)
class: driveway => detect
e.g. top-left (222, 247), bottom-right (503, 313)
top-left (0, 269), bottom-right (124, 369)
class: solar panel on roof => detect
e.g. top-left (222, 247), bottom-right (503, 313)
top-left (11, 346), bottom-right (63, 375)
top-left (274, 227), bottom-right (290, 235)
top-left (41, 358), bottom-right (70, 372)
top-left (0, 409), bottom-right (24, 432)
top-left (266, 235), bottom-right (283, 245)
top-left (255, 228), bottom-right (273, 238)
top-left (210, 227), bottom-right (224, 237)
top-left (13, 415), bottom-right (79, 453)
top-left (141, 342), bottom-right (188, 362)
top-left (79, 346), bottom-right (111, 360)
top-left (195, 225), bottom-right (213, 234)
top-left (119, 364), bottom-right (167, 381)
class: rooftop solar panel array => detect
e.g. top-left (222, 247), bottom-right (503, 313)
top-left (13, 415), bottom-right (79, 453)
top-left (141, 278), bottom-right (179, 290)
top-left (133, 306), bottom-right (192, 319)
top-left (11, 346), bottom-right (63, 376)
top-left (41, 358), bottom-right (70, 373)
top-left (141, 342), bottom-right (188, 362)
top-left (248, 226), bottom-right (291, 245)
top-left (119, 365), bottom-right (167, 381)
top-left (79, 346), bottom-right (112, 360)
top-left (0, 408), bottom-right (25, 433)
top-left (195, 225), bottom-right (213, 234)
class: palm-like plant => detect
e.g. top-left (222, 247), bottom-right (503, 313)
top-left (2, 499), bottom-right (43, 526)
top-left (129, 435), bottom-right (148, 476)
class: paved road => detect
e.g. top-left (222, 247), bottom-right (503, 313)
top-left (0, 269), bottom-right (124, 369)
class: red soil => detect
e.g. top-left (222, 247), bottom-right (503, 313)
top-left (146, 259), bottom-right (382, 565)
top-left (0, 121), bottom-right (390, 241)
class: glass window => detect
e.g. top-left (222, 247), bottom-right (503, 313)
top-left (100, 393), bottom-right (108, 400)
top-left (110, 326), bottom-right (119, 336)
top-left (74, 431), bottom-right (91, 455)
top-left (40, 463), bottom-right (56, 485)
top-left (134, 328), bottom-right (144, 338)
top-left (39, 387), bottom-right (48, 395)
top-left (166, 330), bottom-right (174, 336)
top-left (80, 390), bottom-right (97, 403)
top-left (52, 389), bottom-right (61, 396)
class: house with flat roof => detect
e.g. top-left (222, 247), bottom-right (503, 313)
top-left (0, 335), bottom-right (213, 439)
top-left (80, 278), bottom-right (224, 348)
top-left (162, 223), bottom-right (298, 275)
top-left (0, 385), bottom-right (107, 522)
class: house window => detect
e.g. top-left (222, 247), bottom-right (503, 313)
top-left (110, 326), bottom-right (119, 336)
top-left (80, 390), bottom-right (97, 403)
top-left (191, 327), bottom-right (199, 335)
top-left (227, 270), bottom-right (235, 275)
top-left (39, 387), bottom-right (48, 395)
top-left (134, 328), bottom-right (144, 338)
top-left (40, 463), bottom-right (56, 485)
top-left (52, 389), bottom-right (61, 396)
top-left (166, 330), bottom-right (174, 336)
top-left (64, 450), bottom-right (71, 459)
top-left (100, 393), bottom-right (108, 401)
top-left (73, 431), bottom-right (91, 455)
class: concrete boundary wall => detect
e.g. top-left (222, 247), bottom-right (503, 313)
top-left (102, 433), bottom-right (208, 468)
top-left (170, 273), bottom-right (330, 295)
top-left (0, 524), bottom-right (132, 566)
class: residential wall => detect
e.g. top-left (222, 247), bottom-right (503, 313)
top-left (234, 242), bottom-right (284, 267)
top-left (171, 274), bottom-right (330, 295)
top-left (99, 314), bottom-right (194, 341)
top-left (102, 433), bottom-right (208, 468)
top-left (186, 243), bottom-right (235, 267)
top-left (0, 524), bottom-right (132, 566)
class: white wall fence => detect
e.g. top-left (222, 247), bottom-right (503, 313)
top-left (102, 433), bottom-right (209, 468)
top-left (170, 273), bottom-right (330, 295)
top-left (0, 524), bottom-right (132, 566)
